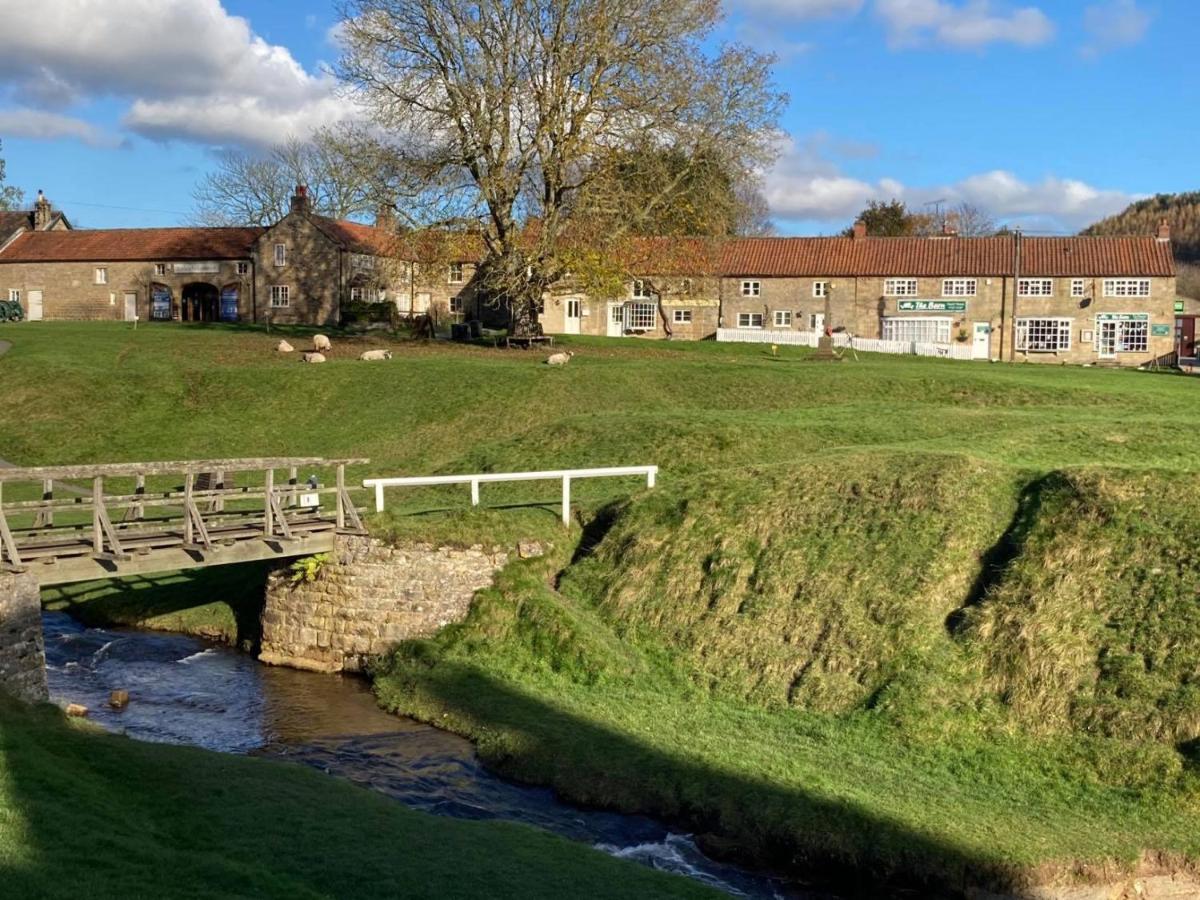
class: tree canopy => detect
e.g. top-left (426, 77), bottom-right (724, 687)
top-left (337, 0), bottom-right (785, 330)
top-left (844, 199), bottom-right (997, 238)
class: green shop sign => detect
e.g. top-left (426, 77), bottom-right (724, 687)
top-left (1176, 300), bottom-right (1186, 313)
top-left (897, 300), bottom-right (967, 312)
top-left (1151, 324), bottom-right (1172, 336)
top-left (1095, 313), bottom-right (1149, 322)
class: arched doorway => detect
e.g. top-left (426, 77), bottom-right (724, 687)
top-left (181, 282), bottom-right (219, 322)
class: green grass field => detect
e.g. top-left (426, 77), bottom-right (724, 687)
top-left (3, 321), bottom-right (1200, 895)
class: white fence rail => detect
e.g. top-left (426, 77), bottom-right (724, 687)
top-left (363, 465), bottom-right (659, 526)
top-left (716, 328), bottom-right (976, 361)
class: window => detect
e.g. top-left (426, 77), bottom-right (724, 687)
top-left (737, 312), bottom-right (764, 328)
top-left (350, 286), bottom-right (379, 303)
top-left (154, 263), bottom-right (167, 276)
top-left (741, 280), bottom-right (761, 297)
top-left (884, 278), bottom-right (918, 297)
top-left (632, 279), bottom-right (652, 300)
top-left (1015, 318), bottom-right (1072, 352)
top-left (882, 317), bottom-right (952, 344)
top-left (1018, 278), bottom-right (1053, 297)
top-left (1071, 279), bottom-right (1086, 298)
top-left (942, 279), bottom-right (977, 297)
top-left (812, 281), bottom-right (828, 298)
top-left (273, 243), bottom-right (286, 267)
top-left (773, 310), bottom-right (792, 327)
top-left (7, 289), bottom-right (19, 304)
top-left (450, 295), bottom-right (463, 314)
top-left (672, 309), bottom-right (692, 324)
top-left (1103, 279), bottom-right (1151, 298)
top-left (94, 267), bottom-right (108, 285)
top-left (628, 302), bottom-right (656, 330)
top-left (270, 285), bottom-right (290, 308)
top-left (448, 263), bottom-right (463, 284)
top-left (1097, 316), bottom-right (1149, 354)
top-left (236, 261), bottom-right (250, 275)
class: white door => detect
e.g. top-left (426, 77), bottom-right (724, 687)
top-left (607, 303), bottom-right (625, 337)
top-left (124, 292), bottom-right (138, 321)
top-left (1097, 320), bottom-right (1117, 359)
top-left (564, 298), bottom-right (581, 335)
top-left (971, 322), bottom-right (991, 359)
top-left (26, 290), bottom-right (43, 321)
top-left (809, 312), bottom-right (825, 333)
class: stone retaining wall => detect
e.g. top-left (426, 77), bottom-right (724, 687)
top-left (259, 535), bottom-right (512, 673)
top-left (0, 571), bottom-right (48, 703)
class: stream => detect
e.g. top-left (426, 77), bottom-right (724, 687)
top-left (42, 611), bottom-right (814, 899)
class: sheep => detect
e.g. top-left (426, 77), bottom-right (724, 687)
top-left (275, 340), bottom-right (294, 353)
top-left (312, 334), bottom-right (332, 353)
top-left (545, 350), bottom-right (575, 366)
top-left (358, 349), bottom-right (393, 361)
top-left (301, 351), bottom-right (327, 364)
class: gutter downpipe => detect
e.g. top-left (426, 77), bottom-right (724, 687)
top-left (1010, 228), bottom-right (1022, 362)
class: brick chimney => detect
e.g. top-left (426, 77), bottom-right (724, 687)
top-left (290, 184), bottom-right (310, 215)
top-left (33, 190), bottom-right (52, 230)
top-left (852, 220), bottom-right (867, 240)
top-left (374, 202), bottom-right (396, 231)
top-left (1156, 218), bottom-right (1171, 242)
top-left (941, 221), bottom-right (959, 237)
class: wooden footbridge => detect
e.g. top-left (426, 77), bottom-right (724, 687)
top-left (0, 458), bottom-right (367, 585)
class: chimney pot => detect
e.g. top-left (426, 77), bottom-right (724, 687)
top-left (1156, 218), bottom-right (1171, 242)
top-left (33, 190), bottom-right (52, 229)
top-left (290, 185), bottom-right (310, 215)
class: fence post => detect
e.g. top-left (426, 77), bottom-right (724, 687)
top-left (215, 468), bottom-right (225, 513)
top-left (561, 476), bottom-right (571, 527)
top-left (36, 479), bottom-right (53, 528)
top-left (288, 466), bottom-right (298, 506)
top-left (184, 472), bottom-right (194, 545)
top-left (133, 474), bottom-right (145, 521)
top-left (647, 468), bottom-right (656, 488)
top-left (374, 482), bottom-right (385, 513)
top-left (264, 468), bottom-right (274, 537)
top-left (470, 479), bottom-right (480, 506)
top-left (336, 464), bottom-right (346, 530)
top-left (92, 476), bottom-right (103, 554)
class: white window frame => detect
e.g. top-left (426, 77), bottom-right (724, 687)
top-left (773, 310), bottom-right (792, 328)
top-left (737, 312), bottom-right (764, 329)
top-left (351, 286), bottom-right (380, 303)
top-left (7, 289), bottom-right (19, 304)
top-left (269, 285), bottom-right (290, 308)
top-left (449, 295), bottom-right (464, 314)
top-left (1102, 279), bottom-right (1151, 298)
top-left (448, 262), bottom-right (464, 284)
top-left (628, 301), bottom-right (656, 330)
top-left (812, 281), bottom-right (828, 298)
top-left (741, 280), bottom-right (761, 297)
top-left (942, 278), bottom-right (977, 297)
top-left (94, 267), bottom-right (108, 285)
top-left (1097, 315), bottom-right (1149, 354)
top-left (881, 317), bottom-right (952, 344)
top-left (1070, 279), bottom-right (1086, 298)
top-left (672, 309), bottom-right (692, 324)
top-left (1018, 278), bottom-right (1054, 297)
top-left (236, 261), bottom-right (250, 276)
top-left (884, 278), bottom-right (918, 297)
top-left (273, 243), bottom-right (287, 267)
top-left (1015, 317), bottom-right (1072, 353)
top-left (154, 263), bottom-right (167, 276)
top-left (632, 279), bottom-right (652, 300)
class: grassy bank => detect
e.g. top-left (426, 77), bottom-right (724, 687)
top-left (0, 700), bottom-right (712, 899)
top-left (4, 323), bottom-right (1200, 893)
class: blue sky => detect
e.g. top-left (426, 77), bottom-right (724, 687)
top-left (0, 0), bottom-right (1194, 234)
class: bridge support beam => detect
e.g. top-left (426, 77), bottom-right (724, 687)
top-left (0, 571), bottom-right (48, 703)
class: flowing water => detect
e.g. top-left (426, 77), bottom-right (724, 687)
top-left (42, 612), bottom-right (815, 899)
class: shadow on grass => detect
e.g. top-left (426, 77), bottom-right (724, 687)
top-left (391, 661), bottom-right (1045, 900)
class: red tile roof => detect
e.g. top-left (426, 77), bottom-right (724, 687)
top-left (309, 215), bottom-right (398, 255)
top-left (0, 227), bottom-right (263, 262)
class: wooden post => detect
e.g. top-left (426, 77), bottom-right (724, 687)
top-left (470, 478), bottom-right (480, 506)
top-left (93, 476), bottom-right (104, 554)
top-left (214, 468), bottom-right (225, 513)
top-left (134, 474), bottom-right (145, 521)
top-left (35, 479), bottom-right (53, 527)
top-left (288, 466), bottom-right (298, 506)
top-left (375, 483), bottom-right (385, 513)
top-left (561, 476), bottom-right (571, 527)
top-left (183, 472), bottom-right (194, 545)
top-left (264, 469), bottom-right (274, 537)
top-left (335, 464), bottom-right (346, 530)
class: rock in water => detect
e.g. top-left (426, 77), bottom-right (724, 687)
top-left (65, 703), bottom-right (89, 717)
top-left (109, 690), bottom-right (130, 709)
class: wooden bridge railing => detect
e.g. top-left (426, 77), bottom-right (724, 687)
top-left (0, 457), bottom-right (368, 575)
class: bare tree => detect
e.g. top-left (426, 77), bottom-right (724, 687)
top-left (0, 140), bottom-right (24, 211)
top-left (337, 0), bottom-right (785, 332)
top-left (192, 132), bottom-right (375, 226)
top-left (947, 202), bottom-right (997, 237)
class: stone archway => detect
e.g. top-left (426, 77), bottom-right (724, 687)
top-left (181, 282), bottom-right (219, 322)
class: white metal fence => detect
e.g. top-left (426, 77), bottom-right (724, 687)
top-left (363, 465), bottom-right (659, 526)
top-left (716, 328), bottom-right (975, 361)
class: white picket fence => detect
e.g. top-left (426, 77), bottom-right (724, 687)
top-left (716, 328), bottom-right (975, 361)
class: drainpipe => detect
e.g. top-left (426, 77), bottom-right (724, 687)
top-left (1010, 228), bottom-right (1022, 362)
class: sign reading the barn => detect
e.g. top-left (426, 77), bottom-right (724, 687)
top-left (897, 300), bottom-right (967, 312)
top-left (172, 262), bottom-right (222, 274)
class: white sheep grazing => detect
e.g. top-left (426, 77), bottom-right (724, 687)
top-left (545, 350), bottom-right (575, 366)
top-left (301, 351), bottom-right (326, 364)
top-left (312, 334), bottom-right (332, 353)
top-left (276, 340), bottom-right (294, 353)
top-left (358, 349), bottom-right (393, 361)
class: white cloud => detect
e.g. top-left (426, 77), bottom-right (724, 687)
top-left (727, 0), bottom-right (865, 20)
top-left (0, 0), bottom-right (352, 148)
top-left (1081, 0), bottom-right (1152, 56)
top-left (874, 0), bottom-right (1055, 49)
top-left (0, 107), bottom-right (120, 148)
top-left (763, 135), bottom-right (1135, 231)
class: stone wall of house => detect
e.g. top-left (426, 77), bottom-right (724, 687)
top-left (0, 571), bottom-right (48, 704)
top-left (255, 213), bottom-right (343, 326)
top-left (259, 535), bottom-right (514, 674)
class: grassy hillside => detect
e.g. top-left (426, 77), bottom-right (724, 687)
top-left (0, 699), bottom-right (712, 899)
top-left (4, 322), bottom-right (1200, 893)
top-left (1082, 190), bottom-right (1200, 262)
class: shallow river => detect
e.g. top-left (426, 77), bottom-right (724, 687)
top-left (43, 612), bottom-right (814, 899)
